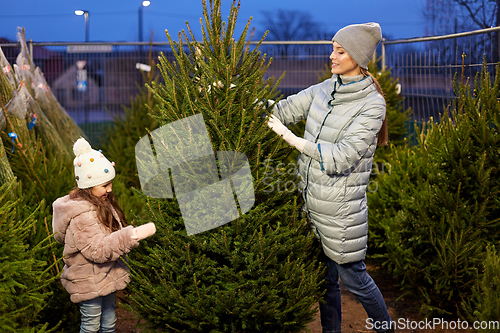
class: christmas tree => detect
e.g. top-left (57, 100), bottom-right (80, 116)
top-left (101, 55), bottom-right (160, 223)
top-left (366, 60), bottom-right (500, 316)
top-left (462, 244), bottom-right (500, 332)
top-left (122, 0), bottom-right (324, 331)
top-left (0, 180), bottom-right (55, 333)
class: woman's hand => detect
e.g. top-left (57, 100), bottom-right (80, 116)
top-left (267, 115), bottom-right (307, 152)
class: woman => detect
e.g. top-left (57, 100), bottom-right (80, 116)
top-left (267, 22), bottom-right (393, 333)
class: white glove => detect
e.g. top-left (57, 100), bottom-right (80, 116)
top-left (267, 114), bottom-right (307, 152)
top-left (132, 222), bottom-right (156, 241)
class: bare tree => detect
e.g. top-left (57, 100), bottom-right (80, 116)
top-left (424, 0), bottom-right (500, 62)
top-left (454, 0), bottom-right (500, 61)
top-left (454, 0), bottom-right (499, 29)
top-left (259, 9), bottom-right (330, 41)
top-left (257, 9), bottom-right (333, 56)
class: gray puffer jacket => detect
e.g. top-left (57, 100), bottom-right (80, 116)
top-left (273, 74), bottom-right (385, 264)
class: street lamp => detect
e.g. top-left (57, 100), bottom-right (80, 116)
top-left (138, 1), bottom-right (151, 42)
top-left (75, 10), bottom-right (89, 42)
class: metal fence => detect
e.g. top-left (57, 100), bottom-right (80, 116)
top-left (381, 26), bottom-right (500, 122)
top-left (1, 26), bottom-right (499, 143)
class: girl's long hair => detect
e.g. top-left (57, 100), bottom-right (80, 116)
top-left (360, 67), bottom-right (388, 146)
top-left (69, 187), bottom-right (127, 232)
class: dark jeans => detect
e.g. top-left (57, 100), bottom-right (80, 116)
top-left (320, 257), bottom-right (392, 333)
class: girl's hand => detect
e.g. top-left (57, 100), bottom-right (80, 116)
top-left (132, 223), bottom-right (156, 241)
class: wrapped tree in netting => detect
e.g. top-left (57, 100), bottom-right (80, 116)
top-left (0, 28), bottom-right (81, 194)
top-left (4, 83), bottom-right (70, 157)
top-left (0, 47), bottom-right (17, 187)
top-left (124, 0), bottom-right (324, 332)
top-left (13, 28), bottom-right (36, 98)
top-left (0, 118), bottom-right (15, 187)
top-left (0, 47), bottom-right (16, 105)
top-left (14, 28), bottom-right (85, 155)
top-left (0, 29), bottom-right (84, 331)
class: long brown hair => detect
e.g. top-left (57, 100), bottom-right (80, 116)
top-left (69, 187), bottom-right (127, 232)
top-left (360, 67), bottom-right (388, 146)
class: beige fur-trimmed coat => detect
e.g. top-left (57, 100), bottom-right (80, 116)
top-left (52, 195), bottom-right (139, 303)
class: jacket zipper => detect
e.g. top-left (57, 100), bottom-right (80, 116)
top-left (303, 80), bottom-right (337, 201)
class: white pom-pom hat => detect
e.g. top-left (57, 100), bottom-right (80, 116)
top-left (73, 137), bottom-right (116, 189)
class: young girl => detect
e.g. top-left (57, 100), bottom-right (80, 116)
top-left (267, 23), bottom-right (393, 333)
top-left (52, 137), bottom-right (156, 333)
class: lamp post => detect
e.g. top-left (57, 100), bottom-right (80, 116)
top-left (75, 10), bottom-right (89, 42)
top-left (138, 1), bottom-right (151, 42)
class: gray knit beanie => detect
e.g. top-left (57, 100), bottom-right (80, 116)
top-left (332, 22), bottom-right (382, 69)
